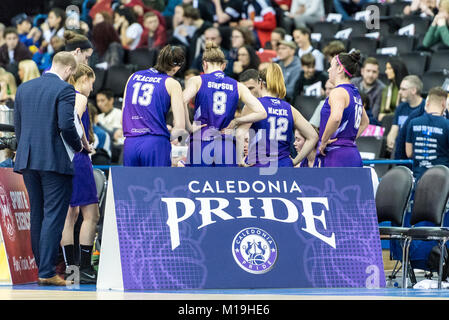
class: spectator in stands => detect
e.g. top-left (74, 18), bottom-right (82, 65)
top-left (351, 57), bottom-right (385, 120)
top-left (32, 35), bottom-right (65, 72)
top-left (264, 27), bottom-right (286, 50)
top-left (114, 6), bottom-right (143, 50)
top-left (139, 11), bottom-right (167, 50)
top-left (359, 91), bottom-right (380, 126)
top-left (288, 0), bottom-right (325, 29)
top-left (333, 0), bottom-right (372, 21)
top-left (88, 103), bottom-right (112, 166)
top-left (211, 0), bottom-right (243, 26)
top-left (232, 44), bottom-right (261, 79)
top-left (292, 27), bottom-right (324, 72)
top-left (171, 5), bottom-right (200, 47)
top-left (162, 0), bottom-right (182, 18)
top-left (91, 21), bottom-right (125, 69)
top-left (89, 0), bottom-right (114, 24)
top-left (0, 70), bottom-right (17, 105)
top-left (191, 27), bottom-right (233, 75)
top-left (387, 75), bottom-right (426, 153)
top-left (92, 11), bottom-right (114, 26)
top-left (406, 87), bottom-right (449, 180)
top-left (277, 39), bottom-right (301, 103)
top-left (378, 57), bottom-right (409, 122)
top-left (12, 13), bottom-right (41, 54)
top-left (309, 79), bottom-right (334, 129)
top-left (229, 27), bottom-right (255, 62)
top-left (40, 8), bottom-right (66, 54)
top-left (18, 59), bottom-right (40, 84)
top-left (0, 23), bottom-right (5, 48)
top-left (95, 89), bottom-right (124, 145)
top-left (294, 53), bottom-right (328, 97)
top-left (172, 3), bottom-right (187, 31)
top-left (321, 40), bottom-right (346, 69)
top-left (404, 0), bottom-right (438, 17)
top-left (422, 0), bottom-right (449, 49)
top-left (240, 0), bottom-right (277, 49)
top-left (0, 27), bottom-right (33, 72)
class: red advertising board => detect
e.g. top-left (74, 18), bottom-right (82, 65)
top-left (0, 168), bottom-right (37, 284)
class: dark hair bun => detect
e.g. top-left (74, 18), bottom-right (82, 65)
top-left (349, 50), bottom-right (361, 63)
top-left (63, 30), bottom-right (76, 41)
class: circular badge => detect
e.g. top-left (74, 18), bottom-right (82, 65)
top-left (232, 227), bottom-right (277, 274)
top-left (0, 185), bottom-right (15, 242)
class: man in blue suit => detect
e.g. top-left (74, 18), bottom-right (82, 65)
top-left (14, 51), bottom-right (83, 286)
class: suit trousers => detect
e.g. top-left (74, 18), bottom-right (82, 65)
top-left (22, 170), bottom-right (73, 278)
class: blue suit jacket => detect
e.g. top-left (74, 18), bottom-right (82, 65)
top-left (13, 72), bottom-right (82, 175)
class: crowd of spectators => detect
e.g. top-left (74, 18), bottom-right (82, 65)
top-left (0, 0), bottom-right (447, 173)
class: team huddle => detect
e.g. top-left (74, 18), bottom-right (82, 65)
top-left (120, 42), bottom-right (369, 170)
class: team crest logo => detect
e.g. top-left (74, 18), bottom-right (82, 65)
top-left (214, 72), bottom-right (225, 79)
top-left (232, 227), bottom-right (277, 274)
top-left (271, 99), bottom-right (280, 105)
top-left (0, 185), bottom-right (15, 242)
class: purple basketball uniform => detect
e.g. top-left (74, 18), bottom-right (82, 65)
top-left (315, 83), bottom-right (363, 167)
top-left (186, 70), bottom-right (239, 167)
top-left (247, 97), bottom-right (294, 167)
top-left (122, 68), bottom-right (172, 167)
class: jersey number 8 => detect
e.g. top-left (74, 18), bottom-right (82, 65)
top-left (213, 91), bottom-right (227, 115)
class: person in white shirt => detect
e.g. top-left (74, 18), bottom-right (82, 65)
top-left (95, 89), bottom-right (124, 144)
top-left (114, 7), bottom-right (143, 50)
top-left (288, 0), bottom-right (325, 29)
top-left (292, 27), bottom-right (325, 72)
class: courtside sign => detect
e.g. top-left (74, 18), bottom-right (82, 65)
top-left (98, 167), bottom-right (385, 290)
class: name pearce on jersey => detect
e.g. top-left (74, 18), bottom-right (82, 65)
top-left (132, 74), bottom-right (162, 83)
top-left (207, 81), bottom-right (234, 91)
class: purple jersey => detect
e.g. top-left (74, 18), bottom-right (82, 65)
top-left (319, 83), bottom-right (363, 147)
top-left (317, 83), bottom-right (363, 167)
top-left (193, 70), bottom-right (239, 132)
top-left (122, 68), bottom-right (171, 139)
top-left (247, 96), bottom-right (294, 166)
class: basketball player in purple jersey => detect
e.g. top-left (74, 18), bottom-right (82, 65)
top-left (122, 45), bottom-right (186, 166)
top-left (182, 42), bottom-right (267, 167)
top-left (316, 50), bottom-right (369, 167)
top-left (237, 63), bottom-right (318, 167)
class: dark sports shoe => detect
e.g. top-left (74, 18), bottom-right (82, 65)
top-left (79, 266), bottom-right (97, 284)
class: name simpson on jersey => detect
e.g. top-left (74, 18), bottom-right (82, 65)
top-left (207, 81), bottom-right (234, 91)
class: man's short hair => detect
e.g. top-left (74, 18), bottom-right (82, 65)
top-left (322, 40), bottom-right (346, 58)
top-left (294, 27), bottom-right (311, 38)
top-left (52, 51), bottom-right (77, 70)
top-left (239, 69), bottom-right (259, 82)
top-left (4, 27), bottom-right (18, 37)
top-left (143, 11), bottom-right (157, 20)
top-left (427, 87), bottom-right (448, 103)
top-left (301, 53), bottom-right (315, 67)
top-left (97, 88), bottom-right (114, 100)
top-left (402, 75), bottom-right (423, 95)
top-left (363, 57), bottom-right (379, 67)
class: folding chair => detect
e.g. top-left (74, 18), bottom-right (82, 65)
top-left (402, 165), bottom-right (449, 289)
top-left (376, 166), bottom-right (414, 284)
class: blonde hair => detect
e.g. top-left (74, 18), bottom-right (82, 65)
top-left (440, 0), bottom-right (449, 13)
top-left (259, 63), bottom-right (286, 99)
top-left (0, 71), bottom-right (17, 97)
top-left (69, 63), bottom-right (95, 86)
top-left (19, 60), bottom-right (40, 83)
top-left (69, 63), bottom-right (96, 143)
top-left (202, 41), bottom-right (226, 65)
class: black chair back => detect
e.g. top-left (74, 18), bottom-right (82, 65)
top-left (376, 166), bottom-right (414, 225)
top-left (411, 165), bottom-right (449, 227)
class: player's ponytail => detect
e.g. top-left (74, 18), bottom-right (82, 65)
top-left (259, 63), bottom-right (286, 99)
